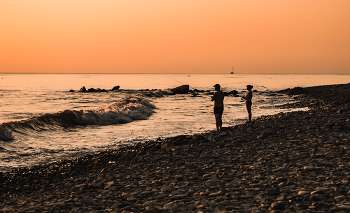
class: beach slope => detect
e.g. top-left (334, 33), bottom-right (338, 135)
top-left (1, 83), bottom-right (350, 212)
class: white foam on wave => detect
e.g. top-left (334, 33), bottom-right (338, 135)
top-left (72, 96), bottom-right (156, 125)
top-left (0, 96), bottom-right (156, 141)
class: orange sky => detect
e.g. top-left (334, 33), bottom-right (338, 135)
top-left (1, 0), bottom-right (350, 74)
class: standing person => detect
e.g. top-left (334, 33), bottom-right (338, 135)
top-left (211, 84), bottom-right (224, 132)
top-left (242, 85), bottom-right (253, 122)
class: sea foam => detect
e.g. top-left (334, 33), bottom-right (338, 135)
top-left (0, 96), bottom-right (156, 141)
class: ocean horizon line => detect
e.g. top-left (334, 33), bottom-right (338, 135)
top-left (1, 72), bottom-right (350, 75)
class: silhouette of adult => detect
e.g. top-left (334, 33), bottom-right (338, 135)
top-left (211, 84), bottom-right (224, 132)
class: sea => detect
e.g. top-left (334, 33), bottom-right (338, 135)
top-left (1, 73), bottom-right (350, 172)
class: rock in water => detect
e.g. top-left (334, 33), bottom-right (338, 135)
top-left (79, 86), bottom-right (87, 92)
top-left (229, 90), bottom-right (238, 95)
top-left (112, 86), bottom-right (120, 91)
top-left (171, 85), bottom-right (189, 94)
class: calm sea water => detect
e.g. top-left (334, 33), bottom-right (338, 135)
top-left (0, 73), bottom-right (349, 171)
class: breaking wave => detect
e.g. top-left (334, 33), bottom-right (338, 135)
top-left (0, 97), bottom-right (156, 141)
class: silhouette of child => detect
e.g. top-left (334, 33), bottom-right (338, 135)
top-left (242, 85), bottom-right (253, 122)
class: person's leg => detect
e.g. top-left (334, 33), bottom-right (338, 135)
top-left (218, 114), bottom-right (222, 130)
top-left (247, 105), bottom-right (252, 121)
top-left (215, 114), bottom-right (221, 132)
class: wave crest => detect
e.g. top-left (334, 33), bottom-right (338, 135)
top-left (72, 96), bottom-right (156, 125)
top-left (0, 97), bottom-right (156, 141)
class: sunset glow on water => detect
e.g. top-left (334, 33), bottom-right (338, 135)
top-left (0, 73), bottom-right (350, 171)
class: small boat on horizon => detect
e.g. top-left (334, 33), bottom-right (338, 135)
top-left (230, 66), bottom-right (234, 74)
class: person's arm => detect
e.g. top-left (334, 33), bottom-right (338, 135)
top-left (245, 92), bottom-right (250, 99)
top-left (211, 93), bottom-right (217, 102)
top-left (242, 91), bottom-right (251, 100)
top-left (241, 92), bottom-right (248, 100)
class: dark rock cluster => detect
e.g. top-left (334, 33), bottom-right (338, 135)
top-left (1, 83), bottom-right (350, 212)
top-left (69, 86), bottom-right (120, 93)
top-left (71, 85), bottom-right (240, 99)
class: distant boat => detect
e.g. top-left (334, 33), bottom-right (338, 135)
top-left (230, 66), bottom-right (234, 74)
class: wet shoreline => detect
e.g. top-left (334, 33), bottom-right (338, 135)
top-left (1, 83), bottom-right (350, 212)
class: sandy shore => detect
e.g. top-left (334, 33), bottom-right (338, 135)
top-left (1, 83), bottom-right (350, 213)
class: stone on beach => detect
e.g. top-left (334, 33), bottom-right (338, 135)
top-left (279, 86), bottom-right (307, 95)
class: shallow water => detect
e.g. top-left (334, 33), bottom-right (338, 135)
top-left (0, 73), bottom-right (349, 171)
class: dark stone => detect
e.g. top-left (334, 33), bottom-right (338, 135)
top-left (267, 188), bottom-right (280, 196)
top-left (310, 195), bottom-right (323, 201)
top-left (170, 135), bottom-right (190, 146)
top-left (174, 174), bottom-right (183, 181)
top-left (171, 85), bottom-right (190, 94)
top-left (271, 202), bottom-right (285, 210)
top-left (229, 90), bottom-right (238, 95)
top-left (276, 177), bottom-right (287, 183)
top-left (279, 87), bottom-right (307, 95)
top-left (79, 86), bottom-right (87, 92)
top-left (112, 86), bottom-right (120, 91)
top-left (192, 134), bottom-right (205, 141)
top-left (144, 208), bottom-right (160, 213)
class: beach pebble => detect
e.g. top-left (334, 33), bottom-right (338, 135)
top-left (267, 188), bottom-right (280, 196)
top-left (143, 201), bottom-right (154, 207)
top-left (298, 191), bottom-right (310, 196)
top-left (271, 202), bottom-right (285, 210)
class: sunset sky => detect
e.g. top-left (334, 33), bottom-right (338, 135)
top-left (1, 1), bottom-right (350, 74)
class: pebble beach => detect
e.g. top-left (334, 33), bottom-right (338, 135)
top-left (1, 83), bottom-right (350, 213)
